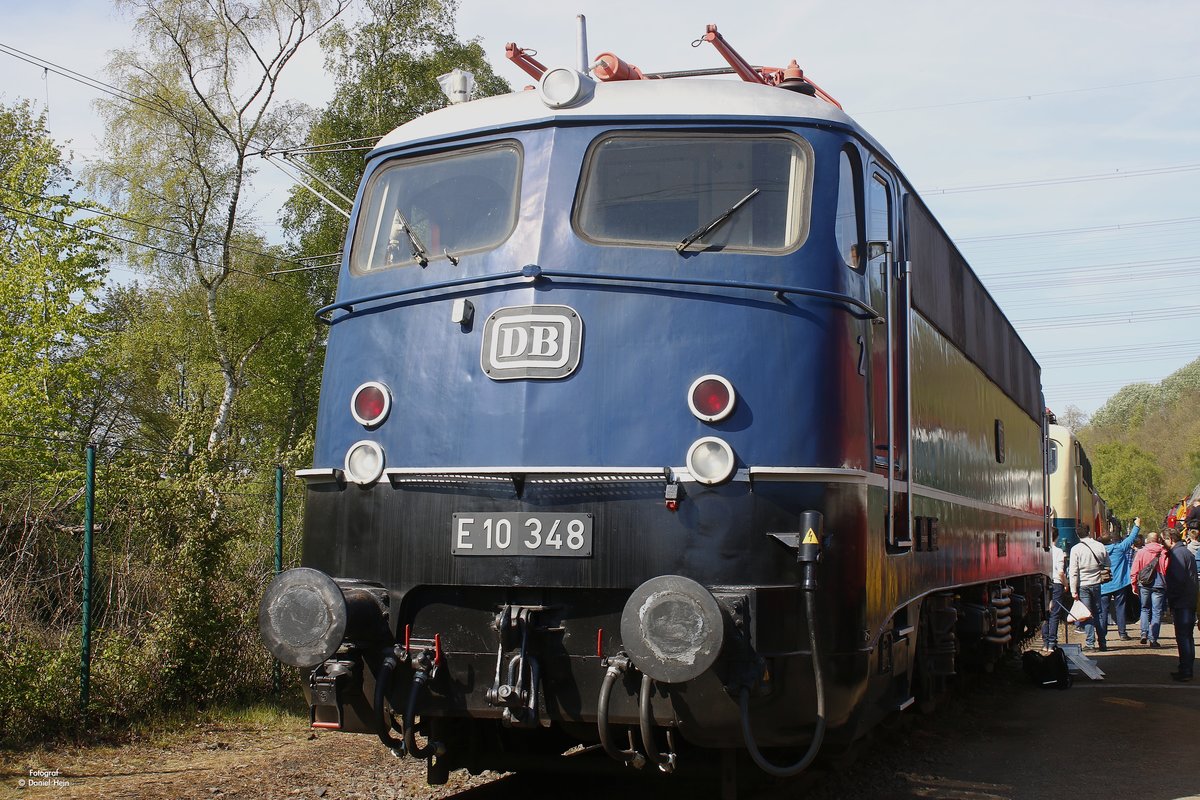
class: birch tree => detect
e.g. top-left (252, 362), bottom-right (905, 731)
top-left (92, 0), bottom-right (349, 452)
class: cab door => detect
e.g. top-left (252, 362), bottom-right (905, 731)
top-left (866, 166), bottom-right (911, 550)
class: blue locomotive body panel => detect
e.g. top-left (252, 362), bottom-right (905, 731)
top-left (313, 124), bottom-right (860, 473)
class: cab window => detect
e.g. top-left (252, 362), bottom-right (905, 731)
top-left (350, 141), bottom-right (521, 273)
top-left (574, 132), bottom-right (812, 253)
top-left (835, 149), bottom-right (862, 269)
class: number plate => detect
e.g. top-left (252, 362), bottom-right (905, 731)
top-left (452, 513), bottom-right (593, 557)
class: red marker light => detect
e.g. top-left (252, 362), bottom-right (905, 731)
top-left (350, 381), bottom-right (391, 427)
top-left (688, 375), bottom-right (736, 422)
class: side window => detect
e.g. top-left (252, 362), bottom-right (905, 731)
top-left (835, 149), bottom-right (862, 269)
top-left (1047, 439), bottom-right (1059, 475)
top-left (868, 173), bottom-right (890, 243)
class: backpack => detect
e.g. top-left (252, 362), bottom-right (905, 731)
top-left (1137, 557), bottom-right (1160, 588)
top-left (1022, 648), bottom-right (1072, 690)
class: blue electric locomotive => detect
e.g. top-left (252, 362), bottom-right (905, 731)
top-left (260, 22), bottom-right (1051, 788)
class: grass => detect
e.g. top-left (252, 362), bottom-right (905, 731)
top-left (0, 693), bottom-right (311, 759)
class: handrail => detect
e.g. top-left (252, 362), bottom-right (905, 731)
top-left (315, 263), bottom-right (882, 324)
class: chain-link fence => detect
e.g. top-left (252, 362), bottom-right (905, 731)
top-left (0, 434), bottom-right (306, 746)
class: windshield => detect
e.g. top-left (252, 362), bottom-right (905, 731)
top-left (351, 141), bottom-right (521, 273)
top-left (574, 133), bottom-right (811, 253)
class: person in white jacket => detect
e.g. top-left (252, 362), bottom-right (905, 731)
top-left (1069, 529), bottom-right (1112, 652)
top-left (1041, 540), bottom-right (1069, 654)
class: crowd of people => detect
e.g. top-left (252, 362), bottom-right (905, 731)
top-left (1041, 502), bottom-right (1200, 683)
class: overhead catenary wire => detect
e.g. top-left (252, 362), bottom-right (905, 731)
top-left (958, 215), bottom-right (1200, 243)
top-left (0, 202), bottom-right (309, 297)
top-left (259, 135), bottom-right (380, 157)
top-left (1014, 305), bottom-right (1196, 331)
top-left (922, 162), bottom-right (1200, 195)
top-left (1, 182), bottom-right (319, 270)
top-left (264, 155), bottom-right (351, 219)
top-left (267, 261), bottom-right (340, 275)
top-left (0, 40), bottom-right (305, 155)
top-left (1037, 340), bottom-right (1200, 363)
top-left (857, 71), bottom-right (1200, 115)
top-left (0, 41), bottom-right (174, 119)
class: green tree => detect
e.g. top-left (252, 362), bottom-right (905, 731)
top-left (0, 100), bottom-right (109, 465)
top-left (1084, 356), bottom-right (1200, 516)
top-left (1092, 441), bottom-right (1165, 525)
top-left (0, 101), bottom-right (110, 742)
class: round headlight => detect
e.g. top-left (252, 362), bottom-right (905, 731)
top-left (538, 67), bottom-right (593, 108)
top-left (350, 381), bottom-right (391, 427)
top-left (345, 440), bottom-right (385, 485)
top-left (619, 575), bottom-right (725, 684)
top-left (686, 436), bottom-right (736, 485)
top-left (688, 374), bottom-right (736, 422)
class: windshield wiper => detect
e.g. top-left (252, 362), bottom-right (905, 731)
top-left (391, 210), bottom-right (429, 267)
top-left (676, 188), bottom-right (760, 254)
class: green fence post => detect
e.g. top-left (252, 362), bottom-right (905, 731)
top-left (81, 443), bottom-right (96, 714)
top-left (273, 464), bottom-right (283, 696)
top-left (275, 465), bottom-right (284, 575)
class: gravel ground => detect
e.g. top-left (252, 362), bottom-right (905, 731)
top-left (4, 625), bottom-right (1199, 800)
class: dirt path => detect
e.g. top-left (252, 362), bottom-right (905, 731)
top-left (4, 627), bottom-right (1198, 800)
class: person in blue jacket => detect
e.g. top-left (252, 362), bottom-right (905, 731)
top-left (1099, 516), bottom-right (1141, 642)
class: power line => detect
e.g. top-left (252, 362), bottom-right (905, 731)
top-left (0, 41), bottom-right (172, 119)
top-left (1040, 341), bottom-right (1200, 361)
top-left (0, 40), bottom-right (284, 152)
top-left (980, 254), bottom-right (1197, 282)
top-left (1, 182), bottom-right (316, 270)
top-left (1014, 305), bottom-right (1194, 330)
top-left (857, 72), bottom-right (1200, 115)
top-left (1042, 351), bottom-right (1193, 369)
top-left (997, 283), bottom-right (1191, 311)
top-left (958, 215), bottom-right (1200, 243)
top-left (922, 162), bottom-right (1200, 195)
top-left (0, 202), bottom-right (308, 297)
top-left (263, 135), bottom-right (380, 157)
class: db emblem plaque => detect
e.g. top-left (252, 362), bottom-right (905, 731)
top-left (480, 305), bottom-right (583, 381)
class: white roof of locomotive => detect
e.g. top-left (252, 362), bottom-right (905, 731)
top-left (372, 76), bottom-right (874, 153)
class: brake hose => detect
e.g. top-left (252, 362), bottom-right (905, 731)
top-left (638, 674), bottom-right (676, 773)
top-left (374, 650), bottom-right (406, 756)
top-left (596, 654), bottom-right (646, 768)
top-left (404, 653), bottom-right (439, 758)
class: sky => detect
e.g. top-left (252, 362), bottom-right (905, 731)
top-left (1, 0), bottom-right (1198, 419)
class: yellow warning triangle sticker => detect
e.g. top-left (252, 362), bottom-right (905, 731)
top-left (802, 528), bottom-right (819, 544)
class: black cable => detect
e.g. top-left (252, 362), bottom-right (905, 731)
top-left (739, 586), bottom-right (826, 777)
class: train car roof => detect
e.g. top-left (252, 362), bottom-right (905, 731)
top-left (371, 77), bottom-right (891, 157)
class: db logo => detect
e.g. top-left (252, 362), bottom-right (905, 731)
top-left (481, 305), bottom-right (583, 380)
